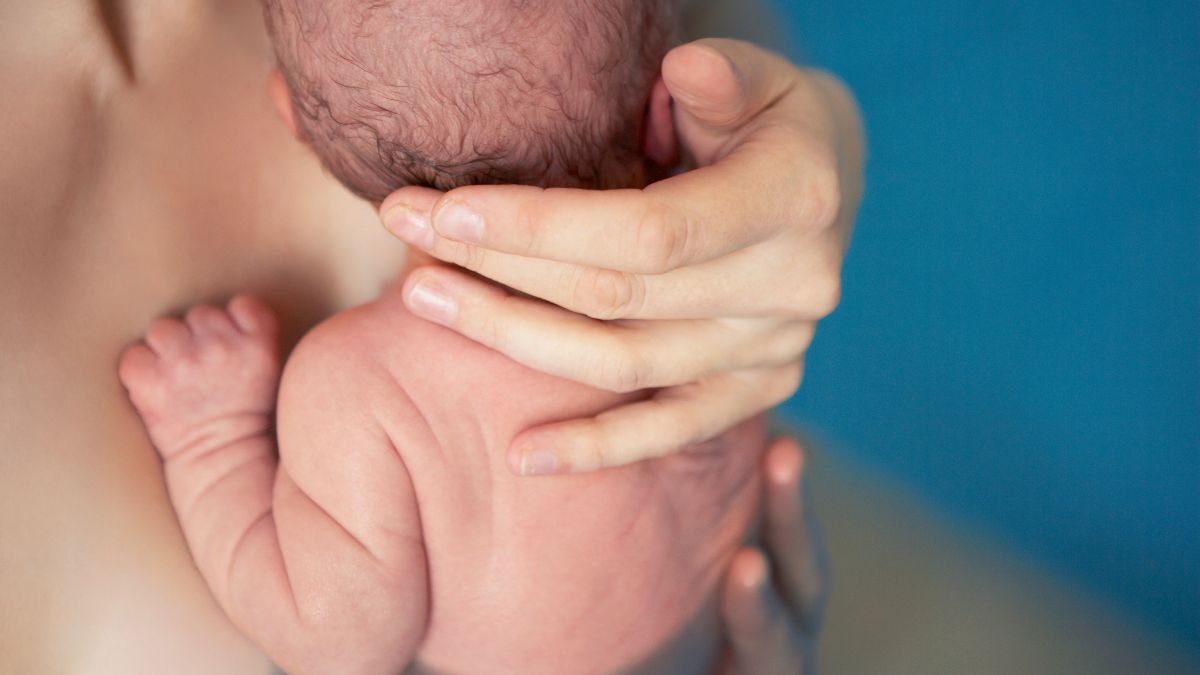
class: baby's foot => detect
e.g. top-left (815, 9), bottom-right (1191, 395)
top-left (118, 295), bottom-right (280, 460)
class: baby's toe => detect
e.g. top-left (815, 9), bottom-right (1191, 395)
top-left (145, 317), bottom-right (193, 357)
top-left (227, 295), bottom-right (278, 337)
top-left (185, 304), bottom-right (238, 340)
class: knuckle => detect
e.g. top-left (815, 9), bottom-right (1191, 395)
top-left (633, 202), bottom-right (688, 273)
top-left (454, 242), bottom-right (488, 272)
top-left (512, 191), bottom-right (546, 254)
top-left (793, 323), bottom-right (818, 355)
top-left (661, 409), bottom-right (705, 452)
top-left (475, 308), bottom-right (508, 354)
top-left (591, 340), bottom-right (648, 393)
top-left (770, 363), bottom-right (805, 403)
top-left (811, 274), bottom-right (842, 317)
top-left (571, 267), bottom-right (642, 320)
top-left (128, 384), bottom-right (167, 418)
top-left (784, 255), bottom-right (842, 319)
top-left (766, 324), bottom-right (816, 365)
top-left (198, 338), bottom-right (231, 362)
top-left (585, 425), bottom-right (612, 470)
top-left (814, 247), bottom-right (845, 315)
top-left (800, 163), bottom-right (842, 229)
top-left (562, 418), bottom-right (612, 472)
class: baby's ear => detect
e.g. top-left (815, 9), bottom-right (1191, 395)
top-left (268, 69), bottom-right (300, 138)
top-left (643, 76), bottom-right (679, 169)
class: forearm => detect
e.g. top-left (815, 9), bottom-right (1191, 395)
top-left (118, 299), bottom-right (426, 675)
top-left (164, 424), bottom-right (423, 675)
top-left (161, 414), bottom-right (277, 601)
top-left (160, 428), bottom-right (316, 667)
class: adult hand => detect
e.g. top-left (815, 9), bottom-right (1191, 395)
top-left (718, 436), bottom-right (827, 675)
top-left (381, 38), bottom-right (864, 475)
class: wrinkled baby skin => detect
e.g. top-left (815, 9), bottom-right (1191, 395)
top-left (118, 273), bottom-right (766, 675)
top-left (119, 1), bottom-right (766, 671)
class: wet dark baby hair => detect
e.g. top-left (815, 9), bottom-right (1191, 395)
top-left (262, 0), bottom-right (678, 201)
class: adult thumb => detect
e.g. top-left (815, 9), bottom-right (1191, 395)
top-left (662, 38), bottom-right (789, 134)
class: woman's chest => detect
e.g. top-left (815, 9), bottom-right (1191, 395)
top-left (0, 12), bottom-right (403, 672)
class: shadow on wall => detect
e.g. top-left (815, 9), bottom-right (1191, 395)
top-left (768, 0), bottom-right (1200, 650)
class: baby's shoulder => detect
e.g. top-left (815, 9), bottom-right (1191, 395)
top-left (281, 287), bottom-right (625, 458)
top-left (280, 297), bottom-right (405, 402)
top-left (282, 290), bottom-right (502, 399)
top-left (277, 291), bottom-right (495, 457)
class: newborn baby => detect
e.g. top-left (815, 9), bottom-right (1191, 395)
top-left (118, 1), bottom-right (767, 673)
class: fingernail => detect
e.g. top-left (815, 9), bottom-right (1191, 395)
top-left (407, 279), bottom-right (458, 325)
top-left (435, 202), bottom-right (484, 243)
top-left (768, 444), bottom-right (803, 487)
top-left (519, 450), bottom-right (560, 476)
top-left (383, 205), bottom-right (435, 250)
top-left (741, 551), bottom-right (769, 591)
top-left (769, 457), bottom-right (799, 487)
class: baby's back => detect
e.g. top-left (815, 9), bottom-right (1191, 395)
top-left (350, 280), bottom-right (766, 674)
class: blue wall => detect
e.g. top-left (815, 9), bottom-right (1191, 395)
top-left (772, 0), bottom-right (1200, 648)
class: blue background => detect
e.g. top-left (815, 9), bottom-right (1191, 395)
top-left (771, 0), bottom-right (1199, 649)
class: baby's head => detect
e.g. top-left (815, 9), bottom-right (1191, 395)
top-left (263, 0), bottom-right (679, 201)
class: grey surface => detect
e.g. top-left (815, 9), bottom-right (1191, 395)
top-left (809, 444), bottom-right (1200, 675)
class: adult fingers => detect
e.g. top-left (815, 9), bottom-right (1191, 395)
top-left (505, 364), bottom-right (802, 475)
top-left (763, 436), bottom-right (828, 630)
top-left (388, 198), bottom-right (840, 321)
top-left (382, 141), bottom-right (800, 274)
top-left (378, 40), bottom-right (846, 278)
top-left (401, 266), bottom-right (807, 391)
top-left (720, 548), bottom-right (809, 675)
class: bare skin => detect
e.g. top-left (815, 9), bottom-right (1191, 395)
top-left (117, 269), bottom-right (764, 674)
top-left (0, 2), bottom-right (402, 672)
top-left (1, 1), bottom-right (829, 673)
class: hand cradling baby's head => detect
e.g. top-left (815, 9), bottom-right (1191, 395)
top-left (263, 0), bottom-right (678, 201)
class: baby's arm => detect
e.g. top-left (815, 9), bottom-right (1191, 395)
top-left (118, 297), bottom-right (427, 675)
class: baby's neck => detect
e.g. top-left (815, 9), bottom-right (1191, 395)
top-left (382, 248), bottom-right (440, 297)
